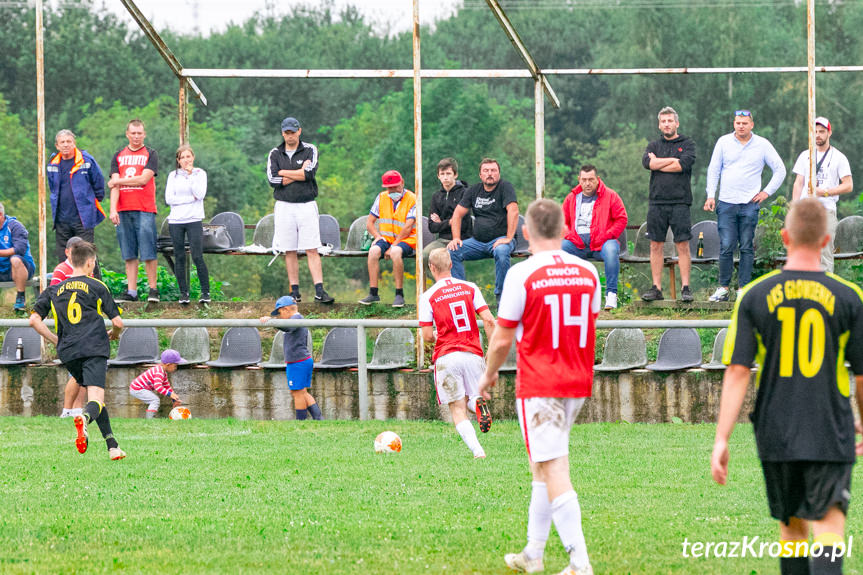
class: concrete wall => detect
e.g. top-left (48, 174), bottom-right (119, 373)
top-left (0, 364), bottom-right (759, 423)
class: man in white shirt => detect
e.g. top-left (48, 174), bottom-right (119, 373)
top-left (704, 110), bottom-right (786, 301)
top-left (791, 116), bottom-right (853, 273)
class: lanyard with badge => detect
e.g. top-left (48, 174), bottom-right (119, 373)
top-left (814, 147), bottom-right (830, 194)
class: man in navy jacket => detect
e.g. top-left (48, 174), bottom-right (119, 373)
top-left (0, 203), bottom-right (35, 311)
top-left (46, 130), bottom-right (106, 278)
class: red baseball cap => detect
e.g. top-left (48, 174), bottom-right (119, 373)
top-left (815, 116), bottom-right (831, 131)
top-left (381, 170), bottom-right (403, 187)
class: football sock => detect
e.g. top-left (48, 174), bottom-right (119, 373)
top-left (128, 289), bottom-right (138, 299)
top-left (314, 283), bottom-right (324, 297)
top-left (524, 481), bottom-right (551, 560)
top-left (779, 557), bottom-right (809, 575)
top-left (290, 284), bottom-right (300, 296)
top-left (370, 287), bottom-right (379, 297)
top-left (295, 409), bottom-right (308, 420)
top-left (455, 419), bottom-right (483, 457)
top-left (16, 290), bottom-right (25, 299)
top-left (83, 400), bottom-right (102, 424)
top-left (307, 403), bottom-right (323, 420)
top-left (466, 396), bottom-right (478, 413)
top-left (71, 408), bottom-right (83, 416)
top-left (60, 408), bottom-right (72, 417)
top-left (395, 288), bottom-right (404, 297)
top-left (146, 410), bottom-right (157, 419)
top-left (811, 552), bottom-right (842, 575)
top-left (551, 490), bottom-right (590, 570)
top-left (94, 405), bottom-right (119, 450)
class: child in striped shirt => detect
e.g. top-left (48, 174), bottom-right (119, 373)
top-left (129, 349), bottom-right (185, 418)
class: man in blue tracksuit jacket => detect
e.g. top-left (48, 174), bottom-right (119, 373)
top-left (46, 129), bottom-right (106, 276)
top-left (0, 203), bottom-right (35, 311)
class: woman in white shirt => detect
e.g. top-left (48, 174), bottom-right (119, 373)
top-left (165, 145), bottom-right (210, 304)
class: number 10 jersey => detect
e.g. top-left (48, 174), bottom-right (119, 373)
top-left (33, 276), bottom-right (121, 362)
top-left (497, 250), bottom-right (601, 399)
top-left (724, 269), bottom-right (863, 462)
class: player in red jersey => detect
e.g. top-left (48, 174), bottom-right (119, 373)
top-left (479, 199), bottom-right (600, 575)
top-left (420, 248), bottom-right (496, 458)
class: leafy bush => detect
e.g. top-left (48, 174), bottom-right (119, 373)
top-left (753, 196), bottom-right (788, 278)
top-left (101, 265), bottom-right (228, 302)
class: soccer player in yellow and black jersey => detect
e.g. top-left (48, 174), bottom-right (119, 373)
top-left (29, 241), bottom-right (126, 460)
top-left (712, 198), bottom-right (863, 575)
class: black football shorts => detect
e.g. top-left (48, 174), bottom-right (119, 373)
top-left (761, 460), bottom-right (853, 524)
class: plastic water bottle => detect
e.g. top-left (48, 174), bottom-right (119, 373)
top-left (15, 337), bottom-right (23, 361)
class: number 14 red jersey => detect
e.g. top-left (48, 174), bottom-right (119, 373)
top-left (419, 277), bottom-right (489, 362)
top-left (497, 250), bottom-right (601, 399)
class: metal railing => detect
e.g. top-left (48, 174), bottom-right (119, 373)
top-left (0, 317), bottom-right (730, 419)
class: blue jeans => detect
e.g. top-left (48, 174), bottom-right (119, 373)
top-left (717, 200), bottom-right (759, 288)
top-left (116, 211), bottom-right (157, 261)
top-left (561, 239), bottom-right (620, 293)
top-left (450, 236), bottom-right (514, 297)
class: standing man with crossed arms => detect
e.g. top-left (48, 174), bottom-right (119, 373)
top-left (267, 116), bottom-right (334, 304)
top-left (479, 199), bottom-right (600, 575)
top-left (791, 116), bottom-right (853, 273)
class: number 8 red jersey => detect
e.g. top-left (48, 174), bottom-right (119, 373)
top-left (497, 250), bottom-right (601, 398)
top-left (419, 277), bottom-right (489, 362)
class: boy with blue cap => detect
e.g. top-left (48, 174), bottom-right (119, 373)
top-left (260, 295), bottom-right (323, 420)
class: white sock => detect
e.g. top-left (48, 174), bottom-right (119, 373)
top-left (455, 419), bottom-right (483, 457)
top-left (524, 481), bottom-right (551, 560)
top-left (71, 408), bottom-right (83, 416)
top-left (551, 490), bottom-right (589, 570)
top-left (466, 396), bottom-right (478, 413)
top-left (60, 408), bottom-right (72, 417)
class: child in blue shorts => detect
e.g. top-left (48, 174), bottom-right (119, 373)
top-left (260, 295), bottom-right (322, 420)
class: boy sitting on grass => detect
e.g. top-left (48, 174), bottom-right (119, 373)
top-left (260, 295), bottom-right (323, 420)
top-left (128, 349), bottom-right (185, 418)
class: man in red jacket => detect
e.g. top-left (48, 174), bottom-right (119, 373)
top-left (561, 165), bottom-right (628, 309)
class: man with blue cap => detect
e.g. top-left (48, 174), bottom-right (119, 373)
top-left (260, 295), bottom-right (323, 420)
top-left (266, 117), bottom-right (335, 305)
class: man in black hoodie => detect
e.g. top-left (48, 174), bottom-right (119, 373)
top-left (641, 106), bottom-right (697, 303)
top-left (424, 158), bottom-right (473, 268)
top-left (266, 117), bottom-right (334, 304)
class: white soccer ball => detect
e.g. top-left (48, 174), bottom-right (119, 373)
top-left (374, 431), bottom-right (402, 453)
top-left (169, 406), bottom-right (192, 420)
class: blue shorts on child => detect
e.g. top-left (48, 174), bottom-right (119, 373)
top-left (286, 357), bottom-right (313, 390)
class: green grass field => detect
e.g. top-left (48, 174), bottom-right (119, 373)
top-left (1, 418), bottom-right (861, 574)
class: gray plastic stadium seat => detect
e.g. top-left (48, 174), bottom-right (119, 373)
top-left (206, 327), bottom-right (262, 368)
top-left (333, 216), bottom-right (369, 256)
top-left (498, 340), bottom-right (518, 372)
top-left (622, 223), bottom-right (674, 263)
top-left (701, 328), bottom-right (728, 370)
top-left (834, 215), bottom-right (863, 259)
top-left (210, 212), bottom-right (245, 250)
top-left (108, 328), bottom-right (161, 366)
top-left (645, 328), bottom-right (703, 371)
top-left (513, 215), bottom-right (530, 256)
top-left (0, 327), bottom-right (42, 365)
top-left (594, 328), bottom-right (648, 372)
top-left (368, 328), bottom-right (414, 370)
top-left (686, 220), bottom-right (720, 263)
top-left (319, 214), bottom-right (342, 250)
top-left (169, 327), bottom-right (210, 365)
top-left (617, 228), bottom-right (629, 258)
top-left (252, 214), bottom-right (274, 249)
top-left (315, 327), bottom-right (358, 370)
top-left (262, 330), bottom-right (313, 369)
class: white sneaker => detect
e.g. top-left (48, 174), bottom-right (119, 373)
top-left (709, 287), bottom-right (730, 302)
top-left (504, 552), bottom-right (543, 573)
top-left (604, 292), bottom-right (618, 309)
top-left (555, 565), bottom-right (593, 575)
top-left (109, 447), bottom-right (127, 461)
top-left (60, 409), bottom-right (73, 418)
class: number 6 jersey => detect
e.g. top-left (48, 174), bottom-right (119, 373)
top-left (724, 269), bottom-right (863, 462)
top-left (419, 277), bottom-right (490, 362)
top-left (497, 250), bottom-right (601, 399)
top-left (33, 276), bottom-right (121, 362)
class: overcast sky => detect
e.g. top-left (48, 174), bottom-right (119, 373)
top-left (97, 0), bottom-right (463, 36)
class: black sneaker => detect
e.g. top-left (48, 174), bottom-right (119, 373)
top-left (117, 291), bottom-right (138, 302)
top-left (680, 286), bottom-right (694, 303)
top-left (358, 294), bottom-right (380, 305)
top-left (178, 293), bottom-right (191, 305)
top-left (315, 290), bottom-right (335, 304)
top-left (641, 285), bottom-right (664, 302)
top-left (290, 292), bottom-right (302, 303)
top-left (199, 293), bottom-right (211, 304)
top-left (147, 288), bottom-right (160, 303)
